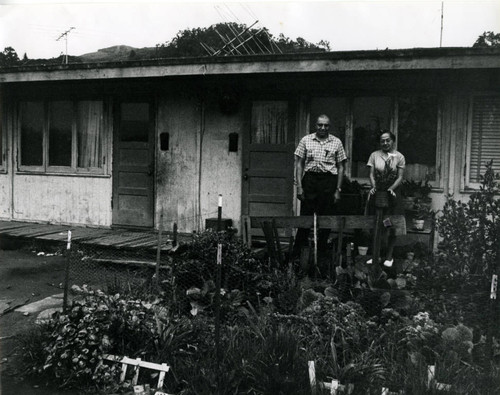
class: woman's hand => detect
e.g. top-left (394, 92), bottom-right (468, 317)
top-left (388, 188), bottom-right (396, 197)
top-left (369, 187), bottom-right (376, 195)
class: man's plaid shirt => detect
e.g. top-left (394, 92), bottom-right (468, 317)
top-left (294, 133), bottom-right (347, 175)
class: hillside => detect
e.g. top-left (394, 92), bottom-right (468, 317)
top-left (79, 45), bottom-right (157, 62)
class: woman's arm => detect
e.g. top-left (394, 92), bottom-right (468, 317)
top-left (368, 165), bottom-right (377, 195)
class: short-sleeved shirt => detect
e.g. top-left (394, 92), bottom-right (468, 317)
top-left (367, 150), bottom-right (406, 174)
top-left (294, 133), bottom-right (347, 175)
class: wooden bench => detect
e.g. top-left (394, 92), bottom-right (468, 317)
top-left (242, 214), bottom-right (406, 271)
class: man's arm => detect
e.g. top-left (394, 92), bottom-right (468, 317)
top-left (294, 155), bottom-right (305, 200)
top-left (335, 160), bottom-right (345, 202)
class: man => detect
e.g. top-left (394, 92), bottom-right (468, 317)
top-left (293, 114), bottom-right (347, 256)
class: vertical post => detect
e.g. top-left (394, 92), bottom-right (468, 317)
top-left (372, 208), bottom-right (384, 274)
top-left (63, 230), bottom-right (72, 313)
top-left (155, 210), bottom-right (163, 288)
top-left (215, 194), bottom-right (223, 378)
top-left (313, 212), bottom-right (318, 272)
top-left (308, 360), bottom-right (317, 395)
top-left (488, 222), bottom-right (500, 360)
top-left (173, 222), bottom-right (178, 247)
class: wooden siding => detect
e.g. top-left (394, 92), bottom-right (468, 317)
top-left (12, 175), bottom-right (112, 226)
top-left (0, 174), bottom-right (11, 219)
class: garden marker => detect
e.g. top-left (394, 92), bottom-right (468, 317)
top-left (427, 365), bottom-right (451, 391)
top-left (490, 274), bottom-right (498, 299)
top-left (217, 243), bottom-right (222, 265)
top-left (66, 230), bottom-right (72, 250)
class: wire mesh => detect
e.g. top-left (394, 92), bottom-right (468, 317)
top-left (60, 228), bottom-right (500, 391)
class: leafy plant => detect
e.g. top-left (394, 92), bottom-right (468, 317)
top-left (402, 179), bottom-right (432, 200)
top-left (436, 160), bottom-right (500, 275)
top-left (374, 160), bottom-right (398, 191)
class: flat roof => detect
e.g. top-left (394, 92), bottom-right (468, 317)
top-left (1, 47), bottom-right (500, 83)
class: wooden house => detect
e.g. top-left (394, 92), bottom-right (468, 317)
top-left (0, 47), bottom-right (499, 235)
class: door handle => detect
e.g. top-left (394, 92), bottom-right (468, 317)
top-left (243, 173), bottom-right (248, 181)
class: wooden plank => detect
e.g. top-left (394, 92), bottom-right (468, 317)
top-left (69, 228), bottom-right (112, 241)
top-left (36, 231), bottom-right (74, 241)
top-left (1, 225), bottom-right (68, 237)
top-left (0, 221), bottom-right (35, 229)
top-left (0, 222), bottom-right (38, 232)
top-left (250, 215), bottom-right (406, 235)
top-left (101, 233), bottom-right (156, 248)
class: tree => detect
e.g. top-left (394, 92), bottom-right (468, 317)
top-left (0, 46), bottom-right (20, 67)
top-left (473, 31), bottom-right (500, 48)
top-left (155, 22), bottom-right (328, 58)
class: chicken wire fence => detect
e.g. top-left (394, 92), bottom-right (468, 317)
top-left (61, 233), bottom-right (500, 371)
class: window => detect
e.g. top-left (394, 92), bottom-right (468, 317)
top-left (310, 97), bottom-right (347, 142)
top-left (251, 101), bottom-right (288, 144)
top-left (309, 95), bottom-right (440, 184)
top-left (397, 96), bottom-right (439, 183)
top-left (467, 95), bottom-right (500, 186)
top-left (351, 97), bottom-right (392, 178)
top-left (18, 99), bottom-right (107, 174)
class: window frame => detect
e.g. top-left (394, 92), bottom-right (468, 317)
top-left (0, 102), bottom-right (6, 173)
top-left (464, 93), bottom-right (500, 191)
top-left (16, 98), bottom-right (110, 176)
top-left (341, 95), bottom-right (442, 189)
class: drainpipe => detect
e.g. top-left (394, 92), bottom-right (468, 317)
top-left (197, 97), bottom-right (205, 232)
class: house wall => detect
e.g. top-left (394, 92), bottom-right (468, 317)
top-left (155, 94), bottom-right (243, 234)
top-left (12, 175), bottom-right (112, 226)
top-left (0, 174), bottom-right (10, 219)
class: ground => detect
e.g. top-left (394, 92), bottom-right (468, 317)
top-left (0, 240), bottom-right (75, 395)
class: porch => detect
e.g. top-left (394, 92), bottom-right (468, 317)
top-left (0, 220), bottom-right (191, 251)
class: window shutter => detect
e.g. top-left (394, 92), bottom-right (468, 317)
top-left (470, 96), bottom-right (500, 183)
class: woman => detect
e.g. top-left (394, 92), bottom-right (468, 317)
top-left (366, 131), bottom-right (405, 268)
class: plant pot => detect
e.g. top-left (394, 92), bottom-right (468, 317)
top-left (375, 190), bottom-right (389, 208)
top-left (358, 246), bottom-right (368, 256)
top-left (412, 219), bottom-right (425, 231)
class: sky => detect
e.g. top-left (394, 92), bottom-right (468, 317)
top-left (0, 0), bottom-right (499, 59)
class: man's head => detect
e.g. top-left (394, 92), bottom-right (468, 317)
top-left (315, 115), bottom-right (330, 139)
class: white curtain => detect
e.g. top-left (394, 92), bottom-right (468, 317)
top-left (251, 101), bottom-right (288, 144)
top-left (77, 101), bottom-right (103, 168)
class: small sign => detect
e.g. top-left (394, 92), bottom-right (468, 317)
top-left (491, 274), bottom-right (498, 300)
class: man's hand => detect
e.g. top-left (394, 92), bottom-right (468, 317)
top-left (297, 186), bottom-right (304, 201)
top-left (334, 189), bottom-right (341, 202)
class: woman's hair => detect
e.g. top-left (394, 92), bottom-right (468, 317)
top-left (379, 130), bottom-right (396, 143)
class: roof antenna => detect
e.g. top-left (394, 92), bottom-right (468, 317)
top-left (440, 2), bottom-right (444, 47)
top-left (56, 27), bottom-right (75, 64)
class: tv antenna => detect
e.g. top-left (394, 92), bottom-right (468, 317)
top-left (440, 2), bottom-right (444, 47)
top-left (56, 27), bottom-right (75, 64)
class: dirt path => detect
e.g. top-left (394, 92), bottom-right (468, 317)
top-left (0, 245), bottom-right (75, 395)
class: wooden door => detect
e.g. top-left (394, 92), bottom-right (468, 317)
top-left (112, 101), bottom-right (154, 228)
top-left (242, 100), bottom-right (295, 224)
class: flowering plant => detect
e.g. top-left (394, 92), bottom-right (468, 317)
top-left (374, 159), bottom-right (397, 191)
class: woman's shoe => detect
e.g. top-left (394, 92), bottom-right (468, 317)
top-left (383, 259), bottom-right (393, 267)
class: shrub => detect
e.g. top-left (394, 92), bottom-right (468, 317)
top-left (437, 160), bottom-right (500, 277)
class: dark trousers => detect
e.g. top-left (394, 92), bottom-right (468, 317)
top-left (293, 172), bottom-right (338, 255)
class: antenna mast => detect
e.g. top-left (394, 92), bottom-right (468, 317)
top-left (440, 2), bottom-right (444, 47)
top-left (56, 27), bottom-right (75, 64)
